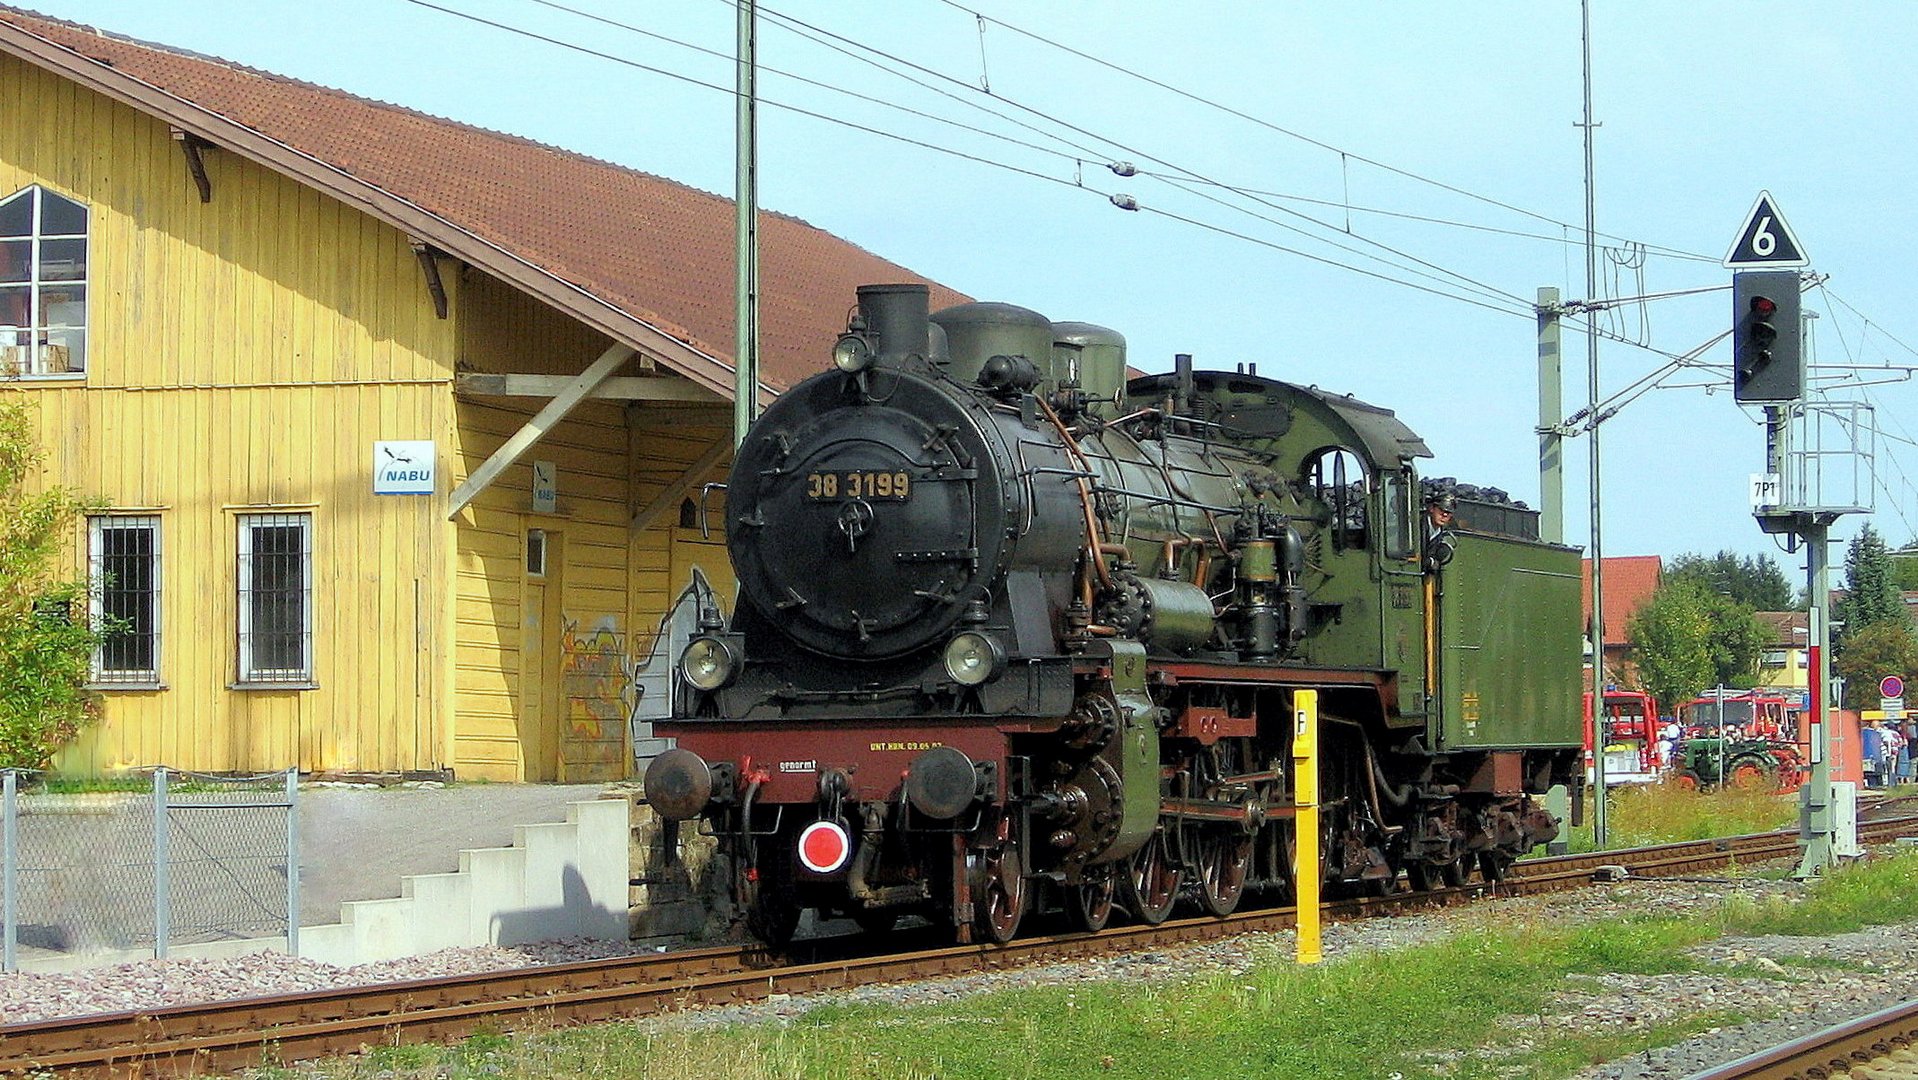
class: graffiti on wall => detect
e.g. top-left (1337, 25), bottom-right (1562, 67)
top-left (559, 615), bottom-right (632, 773)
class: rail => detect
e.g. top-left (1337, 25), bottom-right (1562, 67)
top-left (3, 815), bottom-right (1914, 1078)
top-left (1684, 997), bottom-right (1918, 1080)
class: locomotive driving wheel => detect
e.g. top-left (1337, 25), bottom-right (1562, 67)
top-left (1066, 870), bottom-right (1116, 933)
top-left (1193, 826), bottom-right (1253, 916)
top-left (1122, 826), bottom-right (1183, 924)
top-left (974, 842), bottom-right (1029, 944)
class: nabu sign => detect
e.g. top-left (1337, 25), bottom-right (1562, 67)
top-left (373, 440), bottom-right (436, 495)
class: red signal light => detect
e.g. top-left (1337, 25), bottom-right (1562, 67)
top-left (797, 820), bottom-right (853, 874)
top-left (1751, 296), bottom-right (1778, 315)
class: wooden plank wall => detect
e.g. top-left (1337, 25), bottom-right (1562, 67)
top-left (0, 55), bottom-right (457, 775)
top-left (452, 273), bottom-right (733, 782)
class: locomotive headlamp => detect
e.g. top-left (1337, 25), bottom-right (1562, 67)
top-left (832, 333), bottom-right (875, 373)
top-left (943, 630), bottom-right (1006, 686)
top-left (680, 636), bottom-right (739, 691)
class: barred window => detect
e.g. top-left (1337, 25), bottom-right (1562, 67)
top-left (0, 184), bottom-right (88, 377)
top-left (237, 513), bottom-right (312, 684)
top-left (89, 515), bottom-right (161, 683)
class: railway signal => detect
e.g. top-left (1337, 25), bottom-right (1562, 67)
top-left (1732, 270), bottom-right (1802, 403)
top-left (1722, 192), bottom-right (1854, 879)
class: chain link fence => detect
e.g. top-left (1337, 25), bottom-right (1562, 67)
top-left (1, 768), bottom-right (299, 970)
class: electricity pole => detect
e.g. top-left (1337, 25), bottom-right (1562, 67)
top-left (1578, 0), bottom-right (1608, 849)
top-left (733, 0), bottom-right (759, 446)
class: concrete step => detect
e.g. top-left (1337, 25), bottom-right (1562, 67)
top-left (297, 798), bottom-right (630, 967)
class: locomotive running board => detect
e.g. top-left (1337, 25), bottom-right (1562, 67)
top-left (1148, 660), bottom-right (1390, 692)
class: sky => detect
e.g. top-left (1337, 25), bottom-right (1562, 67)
top-left (20, 0), bottom-right (1918, 581)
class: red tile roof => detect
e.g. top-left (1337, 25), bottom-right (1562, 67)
top-left (0, 6), bottom-right (970, 396)
top-left (1755, 610), bottom-right (1809, 647)
top-left (1582, 555), bottom-right (1662, 646)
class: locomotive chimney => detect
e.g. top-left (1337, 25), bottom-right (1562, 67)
top-left (857, 283), bottom-right (931, 367)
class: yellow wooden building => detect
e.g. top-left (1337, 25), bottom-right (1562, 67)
top-left (0, 7), bottom-right (963, 780)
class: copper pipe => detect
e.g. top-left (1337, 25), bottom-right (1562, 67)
top-left (1105, 407), bottom-right (1161, 427)
top-left (1036, 394), bottom-right (1115, 590)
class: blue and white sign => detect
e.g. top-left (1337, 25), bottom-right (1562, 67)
top-left (531, 460), bottom-right (557, 513)
top-left (373, 440), bottom-right (436, 495)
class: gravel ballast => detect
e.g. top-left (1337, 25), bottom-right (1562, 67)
top-left (1, 863), bottom-right (1910, 1078)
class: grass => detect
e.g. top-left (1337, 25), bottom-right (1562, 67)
top-left (1715, 844), bottom-right (1918, 936)
top-left (254, 850), bottom-right (1918, 1080)
top-left (28, 774), bottom-right (234, 795)
top-left (1549, 778), bottom-right (1798, 854)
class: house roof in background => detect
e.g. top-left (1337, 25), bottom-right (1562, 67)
top-left (1755, 610), bottom-right (1809, 647)
top-left (1582, 555), bottom-right (1663, 646)
top-left (0, 5), bottom-right (971, 398)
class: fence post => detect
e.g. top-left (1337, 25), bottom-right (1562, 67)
top-left (152, 766), bottom-right (170, 960)
top-left (284, 768), bottom-right (300, 957)
top-left (3, 770), bottom-right (16, 972)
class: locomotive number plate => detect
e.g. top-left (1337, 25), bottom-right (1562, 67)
top-left (805, 470), bottom-right (912, 501)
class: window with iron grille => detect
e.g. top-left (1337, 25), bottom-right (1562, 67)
top-left (0, 184), bottom-right (88, 377)
top-left (237, 513), bottom-right (312, 684)
top-left (88, 515), bottom-right (161, 683)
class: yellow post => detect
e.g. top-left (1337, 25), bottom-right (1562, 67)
top-left (1293, 688), bottom-right (1322, 964)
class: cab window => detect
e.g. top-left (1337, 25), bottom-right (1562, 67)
top-left (1304, 448), bottom-right (1368, 551)
top-left (1382, 472), bottom-right (1417, 560)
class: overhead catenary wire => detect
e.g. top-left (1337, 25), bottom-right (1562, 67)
top-left (412, 0), bottom-right (1918, 403)
top-left (1822, 286), bottom-right (1918, 367)
top-left (1130, 177), bottom-right (1721, 262)
top-left (534, 0), bottom-right (1523, 309)
top-left (434, 0), bottom-right (1555, 317)
top-left (722, 0), bottom-right (1540, 310)
top-left (933, 0), bottom-right (1722, 264)
top-left (1134, 204), bottom-right (1535, 320)
top-left (398, 0), bottom-right (1100, 191)
top-left (494, 0), bottom-right (1099, 166)
top-left (1814, 287), bottom-right (1918, 537)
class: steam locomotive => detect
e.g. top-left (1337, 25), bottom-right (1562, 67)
top-left (646, 283), bottom-right (1583, 945)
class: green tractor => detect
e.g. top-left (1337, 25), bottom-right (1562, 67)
top-left (1673, 736), bottom-right (1806, 793)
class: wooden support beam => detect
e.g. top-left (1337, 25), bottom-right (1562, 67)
top-left (410, 239), bottom-right (450, 320)
top-left (456, 372), bottom-right (723, 404)
top-left (170, 127), bottom-right (213, 203)
top-left (631, 437), bottom-right (732, 533)
top-left (447, 344), bottom-right (635, 519)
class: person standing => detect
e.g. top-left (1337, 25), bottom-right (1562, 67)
top-left (1886, 721), bottom-right (1906, 788)
top-left (1862, 719), bottom-right (1885, 789)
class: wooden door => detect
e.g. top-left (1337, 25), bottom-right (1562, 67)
top-left (517, 527), bottom-right (563, 781)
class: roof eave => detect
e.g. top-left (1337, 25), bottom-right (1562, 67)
top-left (0, 17), bottom-right (747, 401)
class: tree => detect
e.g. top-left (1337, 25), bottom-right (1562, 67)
top-left (1890, 546), bottom-right (1918, 593)
top-left (1700, 589), bottom-right (1771, 690)
top-left (1836, 524), bottom-right (1904, 644)
top-left (1626, 578), bottom-right (1769, 707)
top-left (1665, 550), bottom-right (1796, 611)
top-left (1628, 581), bottom-right (1714, 708)
top-left (0, 399), bottom-right (103, 769)
top-left (1831, 622), bottom-right (1918, 711)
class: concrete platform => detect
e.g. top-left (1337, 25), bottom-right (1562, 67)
top-left (11, 784), bottom-right (637, 972)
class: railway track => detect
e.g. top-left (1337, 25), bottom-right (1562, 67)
top-left (6, 815), bottom-right (1916, 1078)
top-left (1685, 997), bottom-right (1918, 1079)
